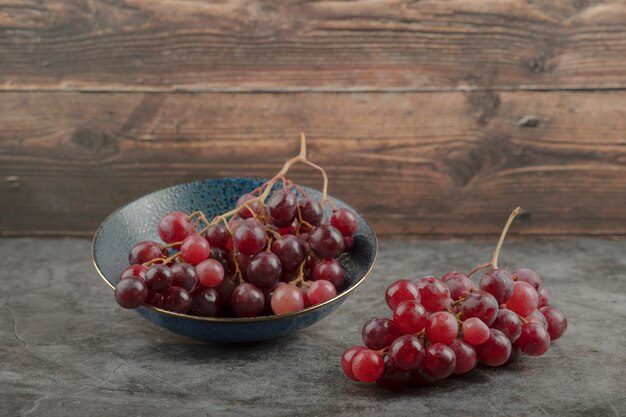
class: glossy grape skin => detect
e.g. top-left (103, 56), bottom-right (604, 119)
top-left (215, 275), bottom-right (240, 307)
top-left (271, 284), bottom-right (305, 315)
top-left (232, 219), bottom-right (267, 255)
top-left (491, 308), bottom-right (522, 343)
top-left (144, 265), bottom-right (174, 292)
top-left (158, 211), bottom-right (195, 244)
top-left (180, 235), bottom-right (211, 265)
top-left (128, 241), bottom-right (165, 265)
top-left (538, 286), bottom-right (552, 307)
top-left (206, 224), bottom-right (229, 249)
top-left (271, 235), bottom-right (305, 272)
top-left (512, 268), bottom-right (543, 291)
top-left (298, 196), bottom-right (324, 226)
top-left (362, 317), bottom-right (402, 350)
top-left (462, 317), bottom-right (490, 346)
top-left (376, 356), bottom-right (411, 391)
top-left (479, 269), bottom-right (514, 304)
top-left (393, 300), bottom-right (427, 335)
top-left (236, 194), bottom-right (261, 219)
top-left (170, 263), bottom-right (198, 291)
top-left (120, 264), bottom-right (147, 280)
top-left (330, 208), bottom-right (358, 237)
top-left (341, 346), bottom-right (365, 381)
top-left (385, 279), bottom-right (420, 310)
top-left (388, 335), bottom-right (424, 371)
top-left (306, 280), bottom-right (337, 306)
top-left (263, 282), bottom-right (286, 312)
top-left (457, 290), bottom-right (499, 326)
top-left (475, 329), bottom-right (512, 366)
top-left (245, 252), bottom-right (282, 288)
top-left (231, 283), bottom-right (265, 317)
top-left (539, 306), bottom-right (568, 340)
top-left (506, 281), bottom-right (539, 317)
top-left (422, 343), bottom-right (456, 380)
top-left (417, 276), bottom-right (451, 312)
top-left (159, 286), bottom-right (192, 314)
top-left (425, 311), bottom-right (459, 344)
top-left (268, 188), bottom-right (297, 227)
top-left (190, 287), bottom-right (221, 317)
top-left (343, 235), bottom-right (354, 252)
top-left (209, 247), bottom-right (234, 277)
top-left (517, 322), bottom-right (550, 356)
top-left (351, 349), bottom-right (385, 383)
top-left (526, 310), bottom-right (548, 329)
top-left (196, 259), bottom-right (225, 288)
top-left (311, 259), bottom-right (345, 287)
top-left (308, 225), bottom-right (345, 259)
top-left (450, 339), bottom-right (477, 374)
top-left (277, 217), bottom-right (298, 236)
top-left (440, 271), bottom-right (473, 301)
top-left (115, 276), bottom-right (148, 309)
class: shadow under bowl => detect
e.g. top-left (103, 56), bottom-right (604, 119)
top-left (92, 177), bottom-right (378, 343)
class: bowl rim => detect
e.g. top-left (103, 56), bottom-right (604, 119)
top-left (92, 177), bottom-right (378, 324)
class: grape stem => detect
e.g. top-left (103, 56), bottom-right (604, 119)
top-left (467, 207), bottom-right (522, 276)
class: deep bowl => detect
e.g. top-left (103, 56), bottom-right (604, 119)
top-left (92, 177), bottom-right (377, 343)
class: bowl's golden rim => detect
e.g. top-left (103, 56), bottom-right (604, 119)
top-left (91, 182), bottom-right (378, 324)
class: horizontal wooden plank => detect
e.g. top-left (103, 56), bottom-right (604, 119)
top-left (1, 0), bottom-right (626, 91)
top-left (1, 90), bottom-right (626, 237)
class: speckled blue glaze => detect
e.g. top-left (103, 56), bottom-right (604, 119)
top-left (92, 177), bottom-right (377, 343)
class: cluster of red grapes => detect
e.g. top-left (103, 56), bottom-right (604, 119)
top-left (341, 209), bottom-right (567, 390)
top-left (113, 181), bottom-right (358, 318)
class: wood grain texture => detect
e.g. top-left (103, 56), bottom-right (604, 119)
top-left (1, 90), bottom-right (626, 237)
top-left (1, 0), bottom-right (626, 91)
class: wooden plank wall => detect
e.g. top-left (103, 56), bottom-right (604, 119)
top-left (1, 0), bottom-right (626, 237)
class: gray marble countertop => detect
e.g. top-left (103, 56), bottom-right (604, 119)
top-left (2, 238), bottom-right (625, 417)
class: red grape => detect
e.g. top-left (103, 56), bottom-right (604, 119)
top-left (491, 308), bottom-right (522, 343)
top-left (385, 279), bottom-right (420, 310)
top-left (196, 259), bottom-right (225, 288)
top-left (408, 368), bottom-right (434, 388)
top-left (209, 247), bottom-right (234, 277)
top-left (231, 283), bottom-right (265, 317)
top-left (343, 235), bottom-right (354, 252)
top-left (128, 241), bottom-right (164, 265)
top-left (376, 356), bottom-right (410, 391)
top-left (479, 269), bottom-right (514, 304)
top-left (159, 286), bottom-right (192, 314)
top-left (236, 194), bottom-right (261, 219)
top-left (330, 208), bottom-right (358, 237)
top-left (145, 264), bottom-right (174, 292)
top-left (263, 282), bottom-right (286, 312)
top-left (206, 224), bottom-right (229, 249)
top-left (268, 188), bottom-right (297, 227)
top-left (120, 264), bottom-right (148, 280)
top-left (538, 286), bottom-right (551, 308)
top-left (539, 306), bottom-right (567, 340)
top-left (425, 311), bottom-right (459, 344)
top-left (158, 211), bottom-right (194, 244)
top-left (270, 284), bottom-right (304, 315)
top-left (457, 290), bottom-right (499, 326)
top-left (362, 317), bottom-right (402, 350)
top-left (393, 300), bottom-right (427, 335)
top-left (298, 196), bottom-right (323, 226)
top-left (271, 235), bottom-right (305, 272)
top-left (232, 219), bottom-right (267, 255)
top-left (306, 280), bottom-right (337, 306)
top-left (351, 349), bottom-right (385, 383)
top-left (517, 322), bottom-right (550, 356)
top-left (145, 290), bottom-right (161, 306)
top-left (115, 276), bottom-right (148, 309)
top-left (416, 276), bottom-right (450, 312)
top-left (170, 263), bottom-right (198, 291)
top-left (388, 335), bottom-right (424, 371)
top-left (309, 225), bottom-right (345, 259)
top-left (462, 317), bottom-right (490, 346)
top-left (215, 275), bottom-right (239, 307)
top-left (475, 329), bottom-right (512, 366)
top-left (525, 309), bottom-right (548, 329)
top-left (180, 235), bottom-right (211, 265)
top-left (311, 259), bottom-right (345, 287)
top-left (190, 287), bottom-right (221, 317)
top-left (341, 346), bottom-right (365, 381)
top-left (512, 268), bottom-right (543, 291)
top-left (422, 343), bottom-right (456, 380)
top-left (440, 271), bottom-right (473, 301)
top-left (506, 281), bottom-right (539, 317)
top-left (247, 252), bottom-right (282, 288)
top-left (450, 339), bottom-right (477, 374)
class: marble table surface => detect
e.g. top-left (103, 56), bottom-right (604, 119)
top-left (2, 238), bottom-right (625, 417)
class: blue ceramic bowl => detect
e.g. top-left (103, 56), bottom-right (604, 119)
top-left (92, 178), bottom-right (377, 343)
